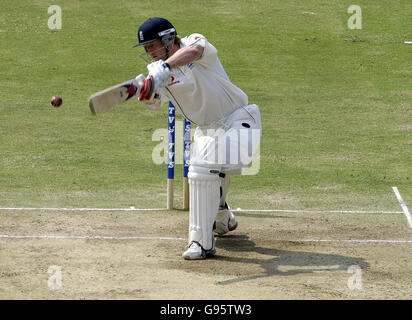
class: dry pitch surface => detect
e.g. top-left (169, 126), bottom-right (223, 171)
top-left (1, 205), bottom-right (411, 300)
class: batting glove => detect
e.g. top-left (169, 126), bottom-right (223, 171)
top-left (147, 60), bottom-right (171, 89)
top-left (128, 74), bottom-right (145, 100)
top-left (139, 75), bottom-right (155, 101)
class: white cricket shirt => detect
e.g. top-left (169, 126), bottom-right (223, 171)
top-left (161, 33), bottom-right (248, 126)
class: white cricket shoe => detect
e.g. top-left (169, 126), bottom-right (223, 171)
top-left (215, 203), bottom-right (238, 235)
top-left (183, 241), bottom-right (216, 260)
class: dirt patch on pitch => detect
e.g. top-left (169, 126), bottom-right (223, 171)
top-left (0, 209), bottom-right (411, 299)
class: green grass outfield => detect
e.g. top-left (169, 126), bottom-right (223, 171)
top-left (0, 0), bottom-right (411, 211)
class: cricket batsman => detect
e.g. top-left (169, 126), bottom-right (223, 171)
top-left (134, 17), bottom-right (262, 260)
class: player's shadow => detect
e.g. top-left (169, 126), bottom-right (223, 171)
top-left (214, 235), bottom-right (369, 286)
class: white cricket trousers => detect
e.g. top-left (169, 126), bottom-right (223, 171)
top-left (190, 104), bottom-right (262, 172)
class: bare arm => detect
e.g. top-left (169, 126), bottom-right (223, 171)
top-left (165, 44), bottom-right (204, 69)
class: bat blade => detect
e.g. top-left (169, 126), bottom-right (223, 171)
top-left (89, 78), bottom-right (142, 115)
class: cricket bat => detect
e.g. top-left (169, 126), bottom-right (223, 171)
top-left (89, 74), bottom-right (145, 115)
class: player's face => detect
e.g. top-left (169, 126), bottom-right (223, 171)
top-left (144, 40), bottom-right (166, 61)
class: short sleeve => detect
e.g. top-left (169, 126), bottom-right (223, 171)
top-left (185, 33), bottom-right (217, 64)
top-left (186, 33), bottom-right (206, 48)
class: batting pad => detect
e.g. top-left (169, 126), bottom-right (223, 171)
top-left (188, 165), bottom-right (221, 251)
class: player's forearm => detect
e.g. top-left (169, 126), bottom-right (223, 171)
top-left (165, 45), bottom-right (204, 69)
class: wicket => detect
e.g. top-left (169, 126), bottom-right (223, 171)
top-left (167, 101), bottom-right (191, 210)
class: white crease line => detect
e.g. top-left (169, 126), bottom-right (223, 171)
top-left (0, 207), bottom-right (402, 214)
top-left (0, 234), bottom-right (186, 241)
top-left (0, 234), bottom-right (411, 243)
top-left (392, 186), bottom-right (412, 229)
top-left (295, 239), bottom-right (412, 243)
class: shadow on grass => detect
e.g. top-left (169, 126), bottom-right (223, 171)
top-left (235, 212), bottom-right (294, 219)
top-left (214, 235), bottom-right (369, 286)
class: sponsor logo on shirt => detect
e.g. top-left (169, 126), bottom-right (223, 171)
top-left (187, 62), bottom-right (194, 69)
top-left (168, 76), bottom-right (180, 86)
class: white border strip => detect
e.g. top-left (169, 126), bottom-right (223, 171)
top-left (392, 186), bottom-right (412, 229)
top-left (0, 207), bottom-right (402, 214)
top-left (0, 233), bottom-right (411, 243)
top-left (0, 207), bottom-right (166, 212)
top-left (234, 208), bottom-right (402, 214)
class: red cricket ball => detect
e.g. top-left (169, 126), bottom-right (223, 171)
top-left (51, 95), bottom-right (63, 107)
